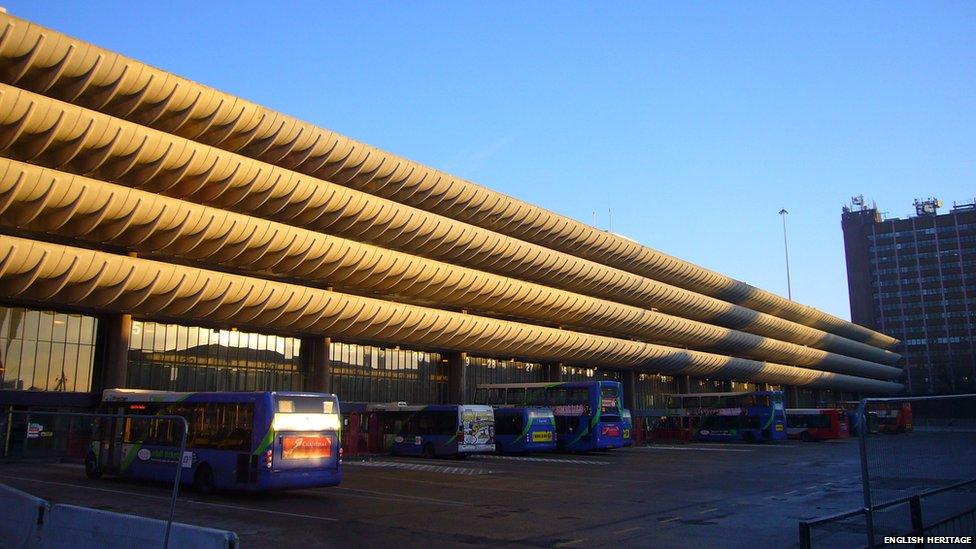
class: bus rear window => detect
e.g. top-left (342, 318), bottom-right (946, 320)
top-left (276, 397), bottom-right (336, 414)
top-left (600, 386), bottom-right (619, 414)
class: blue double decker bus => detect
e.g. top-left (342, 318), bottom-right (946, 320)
top-left (621, 409), bottom-right (634, 447)
top-left (475, 381), bottom-right (625, 452)
top-left (665, 391), bottom-right (787, 443)
top-left (492, 407), bottom-right (557, 453)
top-left (86, 389), bottom-right (342, 491)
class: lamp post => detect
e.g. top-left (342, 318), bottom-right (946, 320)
top-left (779, 208), bottom-right (792, 300)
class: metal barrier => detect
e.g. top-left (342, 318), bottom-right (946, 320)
top-left (799, 478), bottom-right (976, 548)
top-left (799, 394), bottom-right (976, 548)
top-left (2, 411), bottom-right (188, 549)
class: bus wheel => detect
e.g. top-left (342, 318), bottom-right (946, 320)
top-left (194, 464), bottom-right (215, 494)
top-left (800, 431), bottom-right (812, 443)
top-left (84, 452), bottom-right (102, 479)
top-left (422, 443), bottom-right (436, 459)
top-left (742, 432), bottom-right (757, 444)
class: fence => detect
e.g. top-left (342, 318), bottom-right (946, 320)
top-left (1, 410), bottom-right (189, 549)
top-left (800, 394), bottom-right (976, 548)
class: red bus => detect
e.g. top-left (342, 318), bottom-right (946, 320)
top-left (838, 401), bottom-right (914, 435)
top-left (785, 408), bottom-right (850, 441)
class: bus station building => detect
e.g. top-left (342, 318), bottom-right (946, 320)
top-left (0, 13), bottom-right (904, 435)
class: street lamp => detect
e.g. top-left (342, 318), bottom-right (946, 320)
top-left (778, 208), bottom-right (792, 300)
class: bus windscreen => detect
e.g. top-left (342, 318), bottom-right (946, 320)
top-left (600, 386), bottom-right (620, 416)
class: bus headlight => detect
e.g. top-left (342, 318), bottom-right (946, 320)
top-left (265, 449), bottom-right (273, 469)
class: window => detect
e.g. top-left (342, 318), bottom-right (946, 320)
top-left (186, 403), bottom-right (254, 451)
top-left (547, 388), bottom-right (568, 405)
top-left (506, 388), bottom-right (526, 405)
top-left (276, 396), bottom-right (335, 414)
top-left (600, 385), bottom-right (620, 415)
top-left (494, 414), bottom-right (523, 436)
top-left (567, 389), bottom-right (589, 405)
top-left (526, 387), bottom-right (546, 406)
top-left (330, 342), bottom-right (446, 404)
top-left (0, 307), bottom-right (97, 392)
top-left (127, 321), bottom-right (301, 392)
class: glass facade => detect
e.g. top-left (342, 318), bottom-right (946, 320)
top-left (0, 306), bottom-right (96, 392)
top-left (0, 306), bottom-right (807, 412)
top-left (330, 342), bottom-right (446, 404)
top-left (126, 321), bottom-right (302, 392)
top-left (634, 373), bottom-right (680, 411)
top-left (691, 378), bottom-right (727, 393)
top-left (560, 365), bottom-right (598, 381)
top-left (466, 356), bottom-right (544, 397)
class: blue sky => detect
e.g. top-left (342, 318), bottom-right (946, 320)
top-left (6, 2), bottom-right (974, 321)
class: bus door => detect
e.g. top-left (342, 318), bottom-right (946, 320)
top-left (341, 413), bottom-right (360, 456)
top-left (99, 408), bottom-right (126, 474)
top-left (382, 413), bottom-right (405, 452)
top-left (367, 412), bottom-right (382, 453)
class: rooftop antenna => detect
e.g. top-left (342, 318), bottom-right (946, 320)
top-left (608, 208), bottom-right (613, 233)
top-left (592, 211), bottom-right (596, 227)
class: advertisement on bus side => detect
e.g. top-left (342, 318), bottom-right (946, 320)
top-left (459, 407), bottom-right (494, 452)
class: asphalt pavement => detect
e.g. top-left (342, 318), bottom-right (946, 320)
top-left (0, 439), bottom-right (887, 548)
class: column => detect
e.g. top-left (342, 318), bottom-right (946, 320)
top-left (678, 375), bottom-right (691, 394)
top-left (447, 351), bottom-right (468, 404)
top-left (788, 386), bottom-right (800, 408)
top-left (92, 313), bottom-right (132, 392)
top-left (301, 336), bottom-right (332, 393)
top-left (543, 363), bottom-right (563, 383)
top-left (621, 369), bottom-right (637, 410)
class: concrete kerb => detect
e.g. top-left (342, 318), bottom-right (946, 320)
top-left (41, 504), bottom-right (239, 549)
top-left (0, 483), bottom-right (49, 549)
top-left (0, 483), bottom-right (239, 549)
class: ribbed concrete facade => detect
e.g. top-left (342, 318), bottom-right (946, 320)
top-left (0, 13), bottom-right (901, 396)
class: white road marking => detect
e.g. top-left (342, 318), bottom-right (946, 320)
top-left (675, 442), bottom-right (800, 450)
top-left (470, 455), bottom-right (611, 465)
top-left (658, 516), bottom-right (681, 523)
top-left (332, 486), bottom-right (467, 506)
top-left (0, 474), bottom-right (340, 521)
top-left (612, 526), bottom-right (643, 534)
top-left (698, 507), bottom-right (718, 514)
top-left (363, 473), bottom-right (543, 494)
top-left (554, 538), bottom-right (587, 547)
top-left (345, 460), bottom-right (496, 476)
top-left (639, 446), bottom-right (754, 453)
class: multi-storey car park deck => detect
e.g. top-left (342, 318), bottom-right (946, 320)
top-left (0, 11), bottom-right (902, 431)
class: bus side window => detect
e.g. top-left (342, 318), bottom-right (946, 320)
top-left (438, 412), bottom-right (456, 434)
top-left (548, 388), bottom-right (568, 406)
top-left (527, 388), bottom-right (546, 406)
top-left (568, 389), bottom-right (588, 405)
top-left (417, 414), bottom-right (433, 435)
top-left (495, 415), bottom-right (514, 436)
top-left (507, 388), bottom-right (526, 406)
